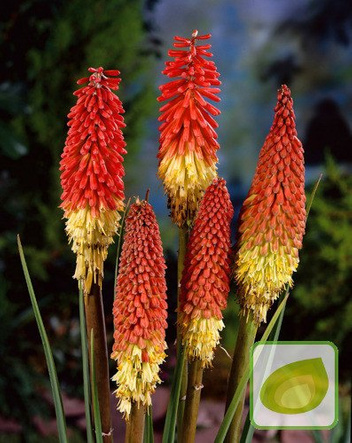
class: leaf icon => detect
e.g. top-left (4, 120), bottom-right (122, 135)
top-left (260, 358), bottom-right (329, 414)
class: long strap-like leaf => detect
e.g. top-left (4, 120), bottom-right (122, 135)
top-left (17, 235), bottom-right (68, 442)
top-left (162, 344), bottom-right (186, 443)
top-left (79, 284), bottom-right (94, 443)
top-left (90, 331), bottom-right (103, 443)
top-left (144, 406), bottom-right (155, 443)
top-left (239, 290), bottom-right (287, 443)
top-left (215, 293), bottom-right (289, 442)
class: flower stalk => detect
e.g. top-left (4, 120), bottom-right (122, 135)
top-left (111, 199), bottom-right (168, 430)
top-left (60, 67), bottom-right (127, 441)
top-left (179, 178), bottom-right (233, 439)
top-left (158, 31), bottom-right (222, 434)
top-left (224, 313), bottom-right (257, 443)
top-left (84, 280), bottom-right (112, 441)
top-left (225, 85), bottom-right (306, 441)
top-left (157, 30), bottom-right (221, 227)
top-left (125, 403), bottom-right (146, 443)
top-left (180, 358), bottom-right (203, 443)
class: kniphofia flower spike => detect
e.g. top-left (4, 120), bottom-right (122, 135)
top-left (111, 199), bottom-right (168, 418)
top-left (158, 30), bottom-right (221, 227)
top-left (179, 178), bottom-right (233, 366)
top-left (60, 67), bottom-right (126, 293)
top-left (235, 85), bottom-right (306, 323)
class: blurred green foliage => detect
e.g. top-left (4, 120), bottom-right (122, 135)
top-left (0, 0), bottom-right (158, 434)
top-left (282, 156), bottom-right (352, 379)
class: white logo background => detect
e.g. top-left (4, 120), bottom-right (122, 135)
top-left (251, 342), bottom-right (338, 429)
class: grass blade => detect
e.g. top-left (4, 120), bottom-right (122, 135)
top-left (79, 284), bottom-right (94, 443)
top-left (311, 430), bottom-right (324, 443)
top-left (17, 235), bottom-right (68, 442)
top-left (144, 406), bottom-right (154, 443)
top-left (239, 413), bottom-right (254, 443)
top-left (239, 289), bottom-right (288, 443)
top-left (114, 198), bottom-right (131, 294)
top-left (90, 331), bottom-right (103, 443)
top-left (162, 344), bottom-right (186, 443)
top-left (215, 293), bottom-right (289, 443)
top-left (306, 173), bottom-right (323, 218)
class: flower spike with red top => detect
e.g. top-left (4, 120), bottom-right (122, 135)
top-left (158, 30), bottom-right (221, 227)
top-left (60, 67), bottom-right (126, 293)
top-left (111, 198), bottom-right (168, 418)
top-left (235, 85), bottom-right (306, 324)
top-left (179, 178), bottom-right (233, 366)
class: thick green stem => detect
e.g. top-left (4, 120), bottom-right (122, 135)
top-left (176, 226), bottom-right (189, 434)
top-left (180, 359), bottom-right (204, 442)
top-left (85, 281), bottom-right (113, 443)
top-left (224, 313), bottom-right (258, 443)
top-left (125, 402), bottom-right (145, 443)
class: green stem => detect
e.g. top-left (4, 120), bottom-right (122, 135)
top-left (180, 359), bottom-right (204, 442)
top-left (224, 312), bottom-right (258, 443)
top-left (176, 226), bottom-right (189, 434)
top-left (215, 294), bottom-right (289, 442)
top-left (125, 402), bottom-right (145, 443)
top-left (79, 284), bottom-right (94, 443)
top-left (85, 280), bottom-right (112, 443)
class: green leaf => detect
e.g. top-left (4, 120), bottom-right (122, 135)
top-left (162, 344), bottom-right (186, 443)
top-left (240, 294), bottom-right (287, 443)
top-left (90, 331), bottom-right (103, 443)
top-left (239, 413), bottom-right (255, 443)
top-left (215, 293), bottom-right (289, 443)
top-left (306, 173), bottom-right (323, 217)
top-left (17, 235), bottom-right (68, 442)
top-left (79, 284), bottom-right (94, 443)
top-left (311, 429), bottom-right (325, 443)
top-left (144, 406), bottom-right (154, 443)
top-left (114, 197), bottom-right (131, 297)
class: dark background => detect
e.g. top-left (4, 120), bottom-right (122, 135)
top-left (0, 0), bottom-right (351, 439)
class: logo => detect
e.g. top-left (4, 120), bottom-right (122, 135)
top-left (250, 342), bottom-right (338, 430)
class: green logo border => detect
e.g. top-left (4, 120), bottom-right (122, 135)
top-left (250, 341), bottom-right (339, 430)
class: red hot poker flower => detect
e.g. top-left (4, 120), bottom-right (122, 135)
top-left (235, 85), bottom-right (306, 323)
top-left (111, 199), bottom-right (168, 418)
top-left (158, 30), bottom-right (221, 227)
top-left (60, 67), bottom-right (126, 293)
top-left (179, 178), bottom-right (234, 366)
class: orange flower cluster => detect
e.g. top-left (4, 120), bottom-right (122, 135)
top-left (111, 199), bottom-right (168, 417)
top-left (179, 178), bottom-right (234, 366)
top-left (60, 67), bottom-right (126, 293)
top-left (158, 30), bottom-right (221, 226)
top-left (235, 85), bottom-right (306, 323)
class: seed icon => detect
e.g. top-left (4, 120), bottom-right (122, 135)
top-left (260, 358), bottom-right (329, 414)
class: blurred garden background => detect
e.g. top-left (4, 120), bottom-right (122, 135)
top-left (0, 0), bottom-right (351, 440)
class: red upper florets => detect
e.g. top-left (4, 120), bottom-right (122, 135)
top-left (239, 85), bottom-right (306, 252)
top-left (158, 30), bottom-right (221, 160)
top-left (60, 67), bottom-right (126, 217)
top-left (112, 200), bottom-right (168, 353)
top-left (180, 178), bottom-right (234, 320)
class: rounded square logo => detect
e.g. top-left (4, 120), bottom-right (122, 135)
top-left (250, 341), bottom-right (338, 430)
